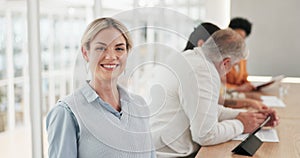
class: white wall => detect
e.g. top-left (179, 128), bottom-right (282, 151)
top-left (231, 0), bottom-right (300, 77)
top-left (205, 0), bottom-right (231, 29)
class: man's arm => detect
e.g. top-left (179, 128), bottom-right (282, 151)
top-left (180, 53), bottom-right (244, 146)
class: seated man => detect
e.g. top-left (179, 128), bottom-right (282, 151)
top-left (182, 22), bottom-right (267, 110)
top-left (150, 29), bottom-right (279, 157)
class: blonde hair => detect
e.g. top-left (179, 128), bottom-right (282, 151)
top-left (81, 17), bottom-right (133, 51)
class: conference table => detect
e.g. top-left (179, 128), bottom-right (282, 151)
top-left (196, 83), bottom-right (300, 158)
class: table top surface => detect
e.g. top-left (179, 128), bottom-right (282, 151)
top-left (196, 83), bottom-right (300, 158)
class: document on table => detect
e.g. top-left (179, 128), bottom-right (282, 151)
top-left (252, 75), bottom-right (285, 90)
top-left (261, 96), bottom-right (286, 107)
top-left (232, 129), bottom-right (279, 142)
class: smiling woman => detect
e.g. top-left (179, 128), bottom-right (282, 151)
top-left (45, 18), bottom-right (155, 158)
top-left (82, 27), bottom-right (128, 86)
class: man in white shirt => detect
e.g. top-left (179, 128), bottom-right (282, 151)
top-left (150, 28), bottom-right (279, 157)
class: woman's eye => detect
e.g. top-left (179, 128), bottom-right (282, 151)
top-left (116, 47), bottom-right (125, 51)
top-left (96, 47), bottom-right (106, 51)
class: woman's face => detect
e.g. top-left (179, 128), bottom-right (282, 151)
top-left (83, 27), bottom-right (128, 82)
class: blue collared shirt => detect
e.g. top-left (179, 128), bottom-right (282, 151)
top-left (46, 82), bottom-right (156, 158)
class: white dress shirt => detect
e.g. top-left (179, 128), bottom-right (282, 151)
top-left (150, 47), bottom-right (244, 157)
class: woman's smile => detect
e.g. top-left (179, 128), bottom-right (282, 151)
top-left (100, 63), bottom-right (120, 71)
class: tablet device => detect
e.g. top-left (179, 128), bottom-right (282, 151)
top-left (232, 116), bottom-right (271, 156)
top-left (254, 75), bottom-right (285, 90)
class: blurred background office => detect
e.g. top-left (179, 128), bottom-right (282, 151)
top-left (0, 0), bottom-right (299, 157)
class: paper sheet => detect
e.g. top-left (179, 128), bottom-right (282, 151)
top-left (252, 75), bottom-right (285, 89)
top-left (261, 96), bottom-right (286, 107)
top-left (233, 129), bottom-right (279, 142)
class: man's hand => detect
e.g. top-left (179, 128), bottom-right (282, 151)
top-left (224, 98), bottom-right (268, 110)
top-left (236, 82), bottom-right (255, 92)
top-left (245, 92), bottom-right (262, 101)
top-left (236, 112), bottom-right (267, 133)
top-left (258, 108), bottom-right (280, 127)
top-left (244, 99), bottom-right (268, 110)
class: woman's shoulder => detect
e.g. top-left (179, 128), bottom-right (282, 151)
top-left (46, 101), bottom-right (73, 121)
top-left (46, 100), bottom-right (80, 145)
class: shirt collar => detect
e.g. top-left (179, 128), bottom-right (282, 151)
top-left (80, 81), bottom-right (131, 119)
top-left (81, 81), bottom-right (99, 103)
top-left (81, 81), bottom-right (132, 103)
